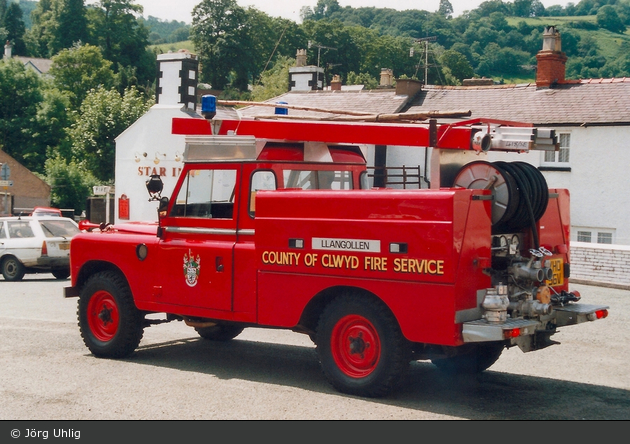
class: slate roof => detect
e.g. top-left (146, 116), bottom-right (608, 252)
top-left (407, 79), bottom-right (630, 126)
top-left (14, 56), bottom-right (53, 75)
top-left (238, 88), bottom-right (407, 120)
top-left (237, 78), bottom-right (630, 127)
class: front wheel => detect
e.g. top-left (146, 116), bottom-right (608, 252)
top-left (316, 295), bottom-right (410, 398)
top-left (77, 271), bottom-right (144, 358)
top-left (2, 256), bottom-right (25, 281)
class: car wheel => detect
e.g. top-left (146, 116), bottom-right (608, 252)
top-left (315, 294), bottom-right (410, 398)
top-left (78, 271), bottom-right (144, 358)
top-left (1, 256), bottom-right (26, 281)
top-left (52, 268), bottom-right (70, 280)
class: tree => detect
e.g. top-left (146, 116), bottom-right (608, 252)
top-left (33, 86), bottom-right (73, 162)
top-left (346, 71), bottom-right (378, 89)
top-left (0, 59), bottom-right (45, 171)
top-left (438, 0), bottom-right (454, 18)
top-left (44, 155), bottom-right (98, 214)
top-left (440, 49), bottom-right (474, 82)
top-left (48, 0), bottom-right (89, 55)
top-left (49, 43), bottom-right (116, 110)
top-left (313, 0), bottom-right (341, 20)
top-left (88, 0), bottom-right (155, 85)
top-left (597, 5), bottom-right (626, 33)
top-left (251, 56), bottom-right (294, 101)
top-left (191, 0), bottom-right (248, 90)
top-left (26, 0), bottom-right (55, 57)
top-left (3, 2), bottom-right (26, 55)
top-left (69, 86), bottom-right (151, 182)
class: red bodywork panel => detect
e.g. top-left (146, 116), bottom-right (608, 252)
top-left (254, 188), bottom-right (493, 345)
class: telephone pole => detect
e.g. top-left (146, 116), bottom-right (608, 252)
top-left (411, 36), bottom-right (437, 85)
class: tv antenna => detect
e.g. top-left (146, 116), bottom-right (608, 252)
top-left (308, 41), bottom-right (338, 68)
top-left (411, 36), bottom-right (437, 85)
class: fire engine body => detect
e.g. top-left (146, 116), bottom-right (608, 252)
top-left (65, 111), bottom-right (609, 398)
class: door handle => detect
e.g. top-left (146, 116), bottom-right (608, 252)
top-left (215, 256), bottom-right (224, 272)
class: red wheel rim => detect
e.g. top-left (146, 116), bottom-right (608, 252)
top-left (331, 314), bottom-right (381, 378)
top-left (87, 290), bottom-right (119, 342)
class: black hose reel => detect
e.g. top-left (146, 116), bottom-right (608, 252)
top-left (452, 161), bottom-right (549, 248)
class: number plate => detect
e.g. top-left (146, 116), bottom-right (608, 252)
top-left (59, 242), bottom-right (70, 251)
top-left (547, 258), bottom-right (564, 286)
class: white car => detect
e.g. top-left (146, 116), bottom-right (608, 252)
top-left (0, 216), bottom-right (80, 281)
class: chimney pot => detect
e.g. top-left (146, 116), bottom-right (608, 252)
top-left (4, 40), bottom-right (12, 59)
top-left (536, 27), bottom-right (566, 87)
top-left (330, 74), bottom-right (342, 91)
top-left (296, 49), bottom-right (308, 67)
top-left (379, 68), bottom-right (394, 87)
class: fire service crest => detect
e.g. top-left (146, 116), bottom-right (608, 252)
top-left (183, 250), bottom-right (201, 287)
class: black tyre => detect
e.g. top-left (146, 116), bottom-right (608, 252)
top-left (52, 268), bottom-right (70, 280)
top-left (195, 324), bottom-right (244, 341)
top-left (77, 271), bottom-right (144, 358)
top-left (431, 342), bottom-right (504, 374)
top-left (1, 256), bottom-right (25, 281)
top-left (315, 294), bottom-right (410, 398)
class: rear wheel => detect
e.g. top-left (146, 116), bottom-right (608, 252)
top-left (78, 271), bottom-right (144, 358)
top-left (1, 256), bottom-right (25, 281)
top-left (431, 342), bottom-right (505, 374)
top-left (195, 324), bottom-right (244, 341)
top-left (316, 295), bottom-right (410, 398)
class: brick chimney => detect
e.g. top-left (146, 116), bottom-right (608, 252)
top-left (536, 26), bottom-right (567, 87)
top-left (378, 68), bottom-right (394, 88)
top-left (296, 49), bottom-right (307, 67)
top-left (330, 74), bottom-right (342, 91)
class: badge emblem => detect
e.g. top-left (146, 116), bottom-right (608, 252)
top-left (183, 250), bottom-right (201, 287)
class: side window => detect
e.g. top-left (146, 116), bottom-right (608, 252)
top-left (0, 222), bottom-right (6, 239)
top-left (283, 170), bottom-right (353, 190)
top-left (284, 170), bottom-right (316, 189)
top-left (575, 227), bottom-right (615, 244)
top-left (319, 171), bottom-right (352, 190)
top-left (7, 221), bottom-right (35, 238)
top-left (249, 170), bottom-right (277, 217)
top-left (171, 169), bottom-right (237, 219)
top-left (542, 133), bottom-right (570, 167)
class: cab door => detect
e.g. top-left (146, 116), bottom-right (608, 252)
top-left (156, 165), bottom-right (240, 312)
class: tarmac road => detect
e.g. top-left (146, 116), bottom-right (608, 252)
top-left (0, 275), bottom-right (628, 420)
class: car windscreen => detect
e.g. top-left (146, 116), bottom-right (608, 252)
top-left (39, 220), bottom-right (80, 238)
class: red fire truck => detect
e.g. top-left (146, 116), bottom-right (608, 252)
top-left (65, 105), bottom-right (609, 398)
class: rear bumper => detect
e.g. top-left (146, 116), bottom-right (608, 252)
top-left (462, 303), bottom-right (609, 343)
top-left (36, 256), bottom-right (69, 268)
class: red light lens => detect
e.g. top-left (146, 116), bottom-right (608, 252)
top-left (41, 241), bottom-right (48, 256)
top-left (504, 328), bottom-right (521, 339)
top-left (596, 310), bottom-right (608, 319)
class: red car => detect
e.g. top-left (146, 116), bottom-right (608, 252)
top-left (30, 207), bottom-right (62, 217)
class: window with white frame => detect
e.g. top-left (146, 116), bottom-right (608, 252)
top-left (574, 227), bottom-right (615, 245)
top-left (542, 133), bottom-right (570, 167)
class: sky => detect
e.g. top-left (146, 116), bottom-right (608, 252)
top-left (132, 0), bottom-right (570, 25)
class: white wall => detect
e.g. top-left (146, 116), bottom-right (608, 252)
top-left (380, 125), bottom-right (630, 246)
top-left (114, 105), bottom-right (190, 223)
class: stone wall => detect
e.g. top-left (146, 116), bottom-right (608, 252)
top-left (570, 242), bottom-right (630, 290)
